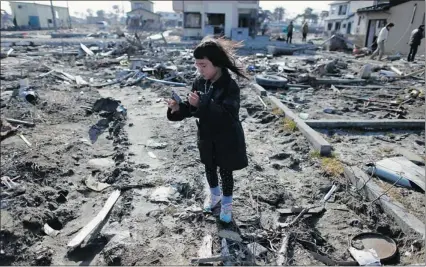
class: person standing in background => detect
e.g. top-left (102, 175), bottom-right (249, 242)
top-left (407, 25), bottom-right (425, 62)
top-left (370, 23), bottom-right (394, 61)
top-left (302, 21), bottom-right (309, 42)
top-left (287, 21), bottom-right (294, 44)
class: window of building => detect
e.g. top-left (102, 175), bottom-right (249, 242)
top-left (357, 15), bottom-right (362, 25)
top-left (184, 12), bottom-right (201, 28)
top-left (335, 22), bottom-right (341, 30)
top-left (343, 23), bottom-right (346, 28)
top-left (47, 19), bottom-right (52, 23)
top-left (331, 6), bottom-right (336, 15)
top-left (18, 5), bottom-right (22, 8)
top-left (338, 5), bottom-right (347, 15)
top-left (327, 23), bottom-right (333, 31)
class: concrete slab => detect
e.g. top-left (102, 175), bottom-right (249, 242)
top-left (344, 166), bottom-right (425, 239)
top-left (269, 96), bottom-right (332, 156)
top-left (251, 83), bottom-right (267, 96)
top-left (305, 119), bottom-right (425, 130)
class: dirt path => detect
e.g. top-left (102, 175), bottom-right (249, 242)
top-left (56, 84), bottom-right (405, 265)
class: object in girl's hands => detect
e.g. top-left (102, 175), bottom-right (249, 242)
top-left (172, 90), bottom-right (182, 104)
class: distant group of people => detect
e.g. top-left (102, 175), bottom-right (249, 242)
top-left (370, 22), bottom-right (424, 62)
top-left (283, 21), bottom-right (309, 44)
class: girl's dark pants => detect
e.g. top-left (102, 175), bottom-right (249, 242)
top-left (407, 44), bottom-right (418, 62)
top-left (205, 165), bottom-right (233, 196)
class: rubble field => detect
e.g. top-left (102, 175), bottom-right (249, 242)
top-left (0, 36), bottom-right (425, 266)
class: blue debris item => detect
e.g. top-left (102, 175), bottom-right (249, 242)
top-left (89, 118), bottom-right (110, 144)
top-left (323, 108), bottom-right (335, 114)
top-left (116, 104), bottom-right (127, 117)
top-left (365, 157), bottom-right (425, 192)
top-left (247, 65), bottom-right (256, 72)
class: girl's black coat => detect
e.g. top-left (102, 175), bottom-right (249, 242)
top-left (167, 70), bottom-right (248, 171)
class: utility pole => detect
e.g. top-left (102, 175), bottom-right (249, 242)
top-left (50, 0), bottom-right (57, 31)
top-left (66, 0), bottom-right (72, 28)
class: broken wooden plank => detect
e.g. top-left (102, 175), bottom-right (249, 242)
top-left (18, 133), bottom-right (31, 147)
top-left (80, 43), bottom-right (95, 56)
top-left (276, 233), bottom-right (291, 265)
top-left (251, 83), bottom-right (267, 96)
top-left (390, 66), bottom-right (403, 76)
top-left (258, 95), bottom-right (267, 109)
top-left (402, 68), bottom-right (425, 78)
top-left (315, 78), bottom-right (366, 85)
top-left (344, 166), bottom-right (425, 238)
top-left (190, 255), bottom-right (229, 264)
top-left (67, 190), bottom-right (121, 249)
top-left (5, 118), bottom-right (35, 127)
top-left (305, 119), bottom-right (425, 130)
top-left (269, 96), bottom-right (332, 156)
top-left (277, 207), bottom-right (325, 215)
top-left (198, 235), bottom-right (213, 259)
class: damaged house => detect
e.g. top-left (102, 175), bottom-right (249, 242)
top-left (355, 0), bottom-right (425, 55)
top-left (127, 0), bottom-right (161, 30)
top-left (172, 0), bottom-right (259, 40)
top-left (324, 1), bottom-right (379, 36)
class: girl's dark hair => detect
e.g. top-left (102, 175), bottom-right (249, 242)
top-left (193, 37), bottom-right (249, 79)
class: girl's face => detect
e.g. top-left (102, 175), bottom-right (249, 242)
top-left (195, 58), bottom-right (218, 80)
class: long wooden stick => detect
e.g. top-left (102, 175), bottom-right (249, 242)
top-left (67, 190), bottom-right (121, 249)
top-left (276, 233), bottom-right (292, 265)
top-left (6, 118), bottom-right (35, 127)
top-left (18, 133), bottom-right (32, 147)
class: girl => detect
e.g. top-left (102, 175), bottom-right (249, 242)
top-left (165, 37), bottom-right (248, 223)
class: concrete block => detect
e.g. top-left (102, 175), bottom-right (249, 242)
top-left (305, 119), bottom-right (425, 130)
top-left (344, 166), bottom-right (425, 239)
top-left (268, 96), bottom-right (332, 156)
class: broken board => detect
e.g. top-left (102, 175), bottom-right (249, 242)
top-left (67, 189), bottom-right (121, 249)
top-left (277, 207), bottom-right (325, 215)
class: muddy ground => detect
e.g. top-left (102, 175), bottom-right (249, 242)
top-left (1, 44), bottom-right (425, 266)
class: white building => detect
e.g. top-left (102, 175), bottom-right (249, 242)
top-left (9, 1), bottom-right (70, 29)
top-left (324, 1), bottom-right (378, 35)
top-left (157, 11), bottom-right (183, 27)
top-left (130, 0), bottom-right (154, 12)
top-left (172, 0), bottom-right (259, 39)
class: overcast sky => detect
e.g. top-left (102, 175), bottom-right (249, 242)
top-left (1, 1), bottom-right (331, 17)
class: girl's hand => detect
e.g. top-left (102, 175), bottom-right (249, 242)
top-left (165, 99), bottom-right (180, 114)
top-left (188, 92), bottom-right (200, 108)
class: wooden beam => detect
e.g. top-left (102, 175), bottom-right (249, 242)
top-left (5, 118), bottom-right (35, 127)
top-left (269, 96), bottom-right (332, 156)
top-left (198, 235), bottom-right (213, 259)
top-left (305, 119), bottom-right (425, 130)
top-left (67, 190), bottom-right (121, 249)
top-left (344, 166), bottom-right (425, 238)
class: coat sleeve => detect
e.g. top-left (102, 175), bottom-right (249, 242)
top-left (192, 80), bottom-right (240, 127)
top-left (166, 80), bottom-right (198, 121)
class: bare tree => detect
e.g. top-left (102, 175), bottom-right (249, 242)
top-left (86, 8), bottom-right (94, 17)
top-left (96, 10), bottom-right (105, 18)
top-left (273, 7), bottom-right (285, 22)
top-left (112, 5), bottom-right (121, 23)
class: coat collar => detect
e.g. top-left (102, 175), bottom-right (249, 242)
top-left (199, 68), bottom-right (231, 100)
